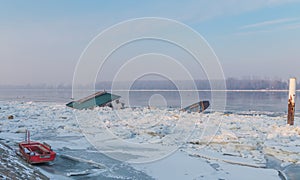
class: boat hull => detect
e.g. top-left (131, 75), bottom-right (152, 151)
top-left (19, 141), bottom-right (56, 164)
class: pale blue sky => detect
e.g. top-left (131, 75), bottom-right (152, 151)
top-left (1, 0), bottom-right (300, 85)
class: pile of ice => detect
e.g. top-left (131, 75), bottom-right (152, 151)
top-left (1, 101), bottom-right (300, 178)
top-left (99, 107), bottom-right (194, 144)
top-left (186, 112), bottom-right (300, 168)
top-left (93, 107), bottom-right (300, 167)
top-left (0, 101), bottom-right (88, 150)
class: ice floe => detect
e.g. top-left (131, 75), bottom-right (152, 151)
top-left (1, 101), bottom-right (299, 179)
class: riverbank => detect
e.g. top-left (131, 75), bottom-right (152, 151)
top-left (0, 141), bottom-right (48, 179)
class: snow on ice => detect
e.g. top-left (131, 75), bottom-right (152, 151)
top-left (1, 101), bottom-right (299, 179)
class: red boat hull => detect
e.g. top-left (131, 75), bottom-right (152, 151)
top-left (19, 141), bottom-right (56, 164)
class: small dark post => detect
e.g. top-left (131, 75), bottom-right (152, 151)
top-left (288, 78), bottom-right (296, 125)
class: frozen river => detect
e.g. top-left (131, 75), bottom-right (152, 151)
top-left (1, 89), bottom-right (300, 179)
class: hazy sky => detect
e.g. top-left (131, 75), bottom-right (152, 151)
top-left (1, 0), bottom-right (300, 85)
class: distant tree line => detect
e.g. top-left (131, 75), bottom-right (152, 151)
top-left (225, 78), bottom-right (289, 90)
top-left (95, 78), bottom-right (295, 90)
top-left (0, 78), bottom-right (298, 90)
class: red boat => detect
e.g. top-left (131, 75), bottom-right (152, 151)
top-left (19, 130), bottom-right (56, 164)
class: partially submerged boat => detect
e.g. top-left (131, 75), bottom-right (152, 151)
top-left (18, 130), bottom-right (56, 164)
top-left (181, 101), bottom-right (210, 113)
top-left (66, 91), bottom-right (121, 110)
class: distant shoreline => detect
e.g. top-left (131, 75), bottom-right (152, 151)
top-left (0, 88), bottom-right (298, 92)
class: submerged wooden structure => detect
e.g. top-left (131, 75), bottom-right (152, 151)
top-left (66, 91), bottom-right (121, 110)
top-left (181, 101), bottom-right (210, 113)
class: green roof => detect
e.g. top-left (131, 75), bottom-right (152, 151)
top-left (66, 91), bottom-right (121, 110)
